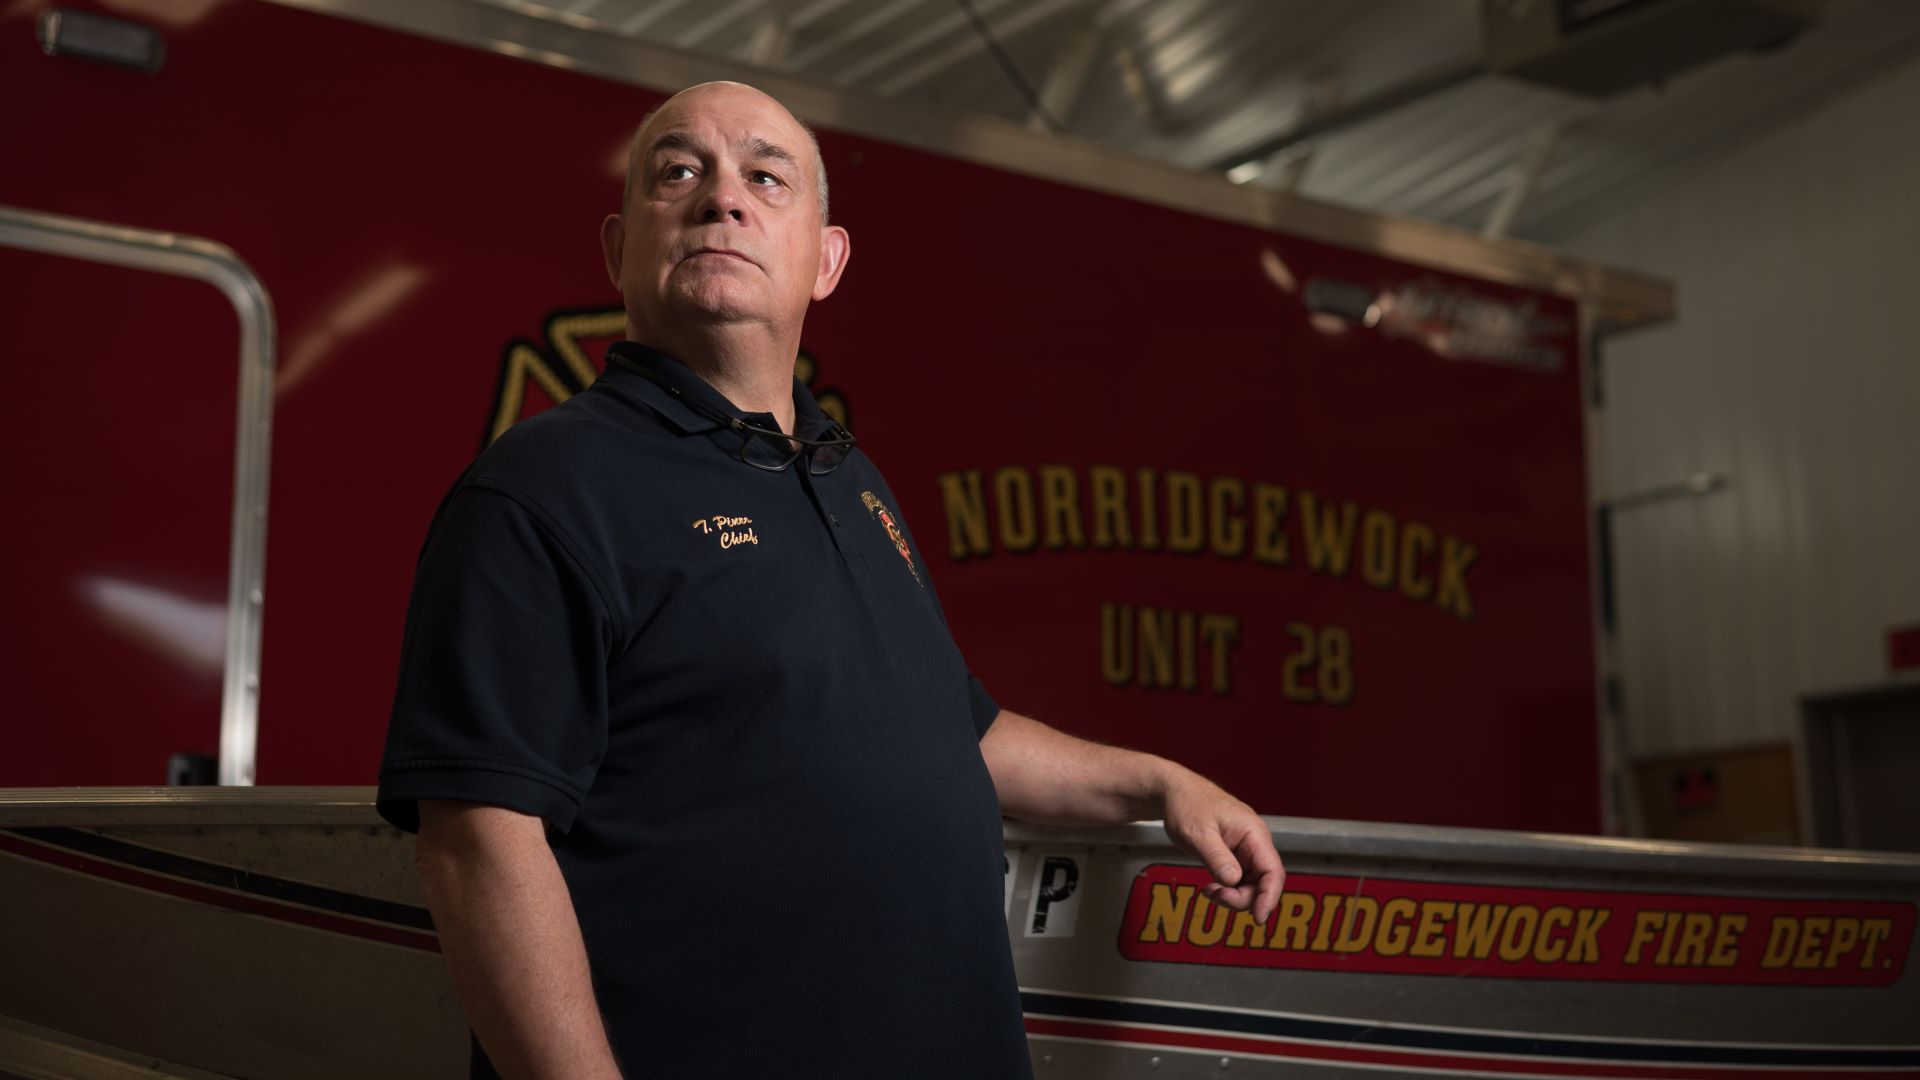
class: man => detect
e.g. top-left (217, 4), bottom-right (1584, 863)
top-left (377, 81), bottom-right (1282, 1079)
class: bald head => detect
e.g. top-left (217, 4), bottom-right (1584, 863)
top-left (620, 82), bottom-right (830, 225)
top-left (598, 78), bottom-right (853, 360)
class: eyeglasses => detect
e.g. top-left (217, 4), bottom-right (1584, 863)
top-left (612, 354), bottom-right (858, 475)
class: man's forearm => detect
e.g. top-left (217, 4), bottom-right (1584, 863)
top-left (415, 801), bottom-right (623, 1080)
top-left (977, 709), bottom-right (1190, 824)
top-left (979, 709), bottom-right (1285, 921)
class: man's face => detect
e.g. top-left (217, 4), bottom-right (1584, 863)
top-left (602, 83), bottom-right (847, 339)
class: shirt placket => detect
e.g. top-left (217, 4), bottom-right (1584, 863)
top-left (796, 466), bottom-right (862, 568)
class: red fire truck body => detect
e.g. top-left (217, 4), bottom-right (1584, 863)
top-left (2, 0), bottom-right (1671, 833)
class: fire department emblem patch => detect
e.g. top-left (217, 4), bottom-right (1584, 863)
top-left (861, 491), bottom-right (921, 586)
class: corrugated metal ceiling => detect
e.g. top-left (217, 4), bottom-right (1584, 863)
top-left (490, 0), bottom-right (1920, 242)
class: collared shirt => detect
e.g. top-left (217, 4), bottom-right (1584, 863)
top-left (378, 341), bottom-right (1031, 1079)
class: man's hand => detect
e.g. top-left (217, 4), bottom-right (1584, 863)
top-left (980, 708), bottom-right (1285, 923)
top-left (1159, 769), bottom-right (1285, 925)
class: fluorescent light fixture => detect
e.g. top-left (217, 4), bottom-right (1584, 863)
top-left (1224, 160), bottom-right (1264, 185)
top-left (37, 9), bottom-right (166, 75)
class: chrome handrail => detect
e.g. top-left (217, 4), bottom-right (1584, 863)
top-left (0, 205), bottom-right (277, 786)
top-left (4, 787), bottom-right (1919, 886)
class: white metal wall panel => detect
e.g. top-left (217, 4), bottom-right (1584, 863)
top-left (1550, 50), bottom-right (1920, 756)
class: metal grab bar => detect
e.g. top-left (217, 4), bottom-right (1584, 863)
top-left (0, 205), bottom-right (277, 786)
top-left (4, 786), bottom-right (1920, 886)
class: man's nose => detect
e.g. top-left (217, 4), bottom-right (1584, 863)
top-left (696, 173), bottom-right (746, 223)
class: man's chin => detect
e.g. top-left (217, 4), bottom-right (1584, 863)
top-left (667, 282), bottom-right (768, 324)
top-left (668, 297), bottom-right (760, 325)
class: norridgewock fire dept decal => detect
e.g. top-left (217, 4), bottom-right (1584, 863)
top-left (1118, 864), bottom-right (1914, 986)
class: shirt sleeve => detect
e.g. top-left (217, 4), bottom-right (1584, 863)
top-left (966, 673), bottom-right (1001, 739)
top-left (377, 483), bottom-right (614, 834)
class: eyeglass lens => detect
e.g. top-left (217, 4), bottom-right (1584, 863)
top-left (733, 427), bottom-right (853, 475)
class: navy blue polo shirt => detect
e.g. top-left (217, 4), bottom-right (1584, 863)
top-left (377, 341), bottom-right (1032, 1079)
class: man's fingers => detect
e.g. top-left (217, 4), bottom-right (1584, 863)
top-left (1237, 830), bottom-right (1286, 923)
top-left (1203, 881), bottom-right (1255, 910)
top-left (1254, 867), bottom-right (1283, 923)
top-left (1191, 829), bottom-right (1242, 889)
top-left (1204, 878), bottom-right (1282, 919)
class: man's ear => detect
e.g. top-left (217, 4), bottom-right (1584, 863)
top-left (811, 225), bottom-right (851, 302)
top-left (600, 213), bottom-right (625, 289)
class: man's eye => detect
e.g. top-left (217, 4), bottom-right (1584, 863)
top-left (662, 164), bottom-right (694, 181)
top-left (751, 171), bottom-right (781, 187)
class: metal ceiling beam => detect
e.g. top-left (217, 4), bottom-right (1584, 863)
top-left (1481, 122), bottom-right (1562, 238)
top-left (742, 13), bottom-right (795, 66)
top-left (1143, 0), bottom-right (1411, 168)
top-left (1266, 72), bottom-right (1343, 193)
top-left (675, 0), bottom-right (766, 50)
top-left (873, 0), bottom-right (1089, 97)
top-left (1113, 30), bottom-right (1178, 131)
top-left (782, 0), bottom-right (923, 72)
top-left (789, 0), bottom-right (853, 29)
top-left (830, 0), bottom-right (1014, 87)
top-left (616, 0), bottom-right (699, 36)
top-left (1354, 87), bottom-right (1579, 216)
top-left (1029, 25), bottom-right (1103, 130)
top-left (736, 0), bottom-right (855, 67)
top-left (1206, 56), bottom-right (1486, 172)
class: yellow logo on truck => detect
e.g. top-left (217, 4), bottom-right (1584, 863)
top-left (1117, 865), bottom-right (1912, 986)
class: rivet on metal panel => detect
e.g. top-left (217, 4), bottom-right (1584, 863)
top-left (1040, 1054), bottom-right (1052, 1067)
top-left (250, 588), bottom-right (263, 605)
top-left (1149, 1056), bottom-right (1161, 1068)
top-left (245, 674), bottom-right (259, 690)
top-left (1219, 1057), bottom-right (1232, 1069)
